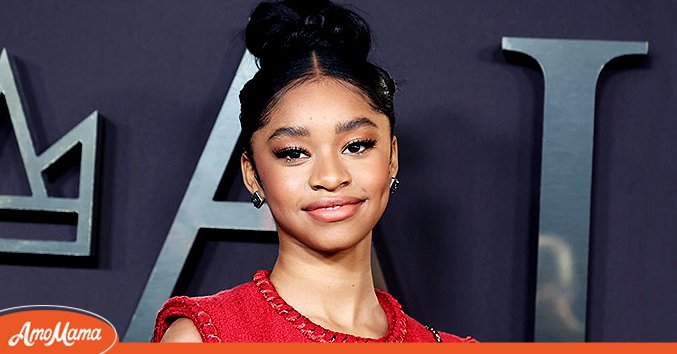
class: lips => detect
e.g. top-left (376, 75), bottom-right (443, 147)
top-left (302, 197), bottom-right (365, 223)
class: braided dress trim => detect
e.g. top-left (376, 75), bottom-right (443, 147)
top-left (154, 296), bottom-right (222, 343)
top-left (253, 270), bottom-right (407, 343)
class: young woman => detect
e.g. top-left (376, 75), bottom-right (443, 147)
top-left (152, 0), bottom-right (475, 343)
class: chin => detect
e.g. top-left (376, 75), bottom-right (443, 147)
top-left (287, 225), bottom-right (373, 255)
top-left (306, 242), bottom-right (363, 255)
top-left (271, 208), bottom-right (379, 254)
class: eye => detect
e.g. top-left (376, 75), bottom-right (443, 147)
top-left (273, 147), bottom-right (310, 162)
top-left (343, 139), bottom-right (377, 155)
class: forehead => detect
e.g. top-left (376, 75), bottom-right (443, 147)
top-left (264, 78), bottom-right (389, 131)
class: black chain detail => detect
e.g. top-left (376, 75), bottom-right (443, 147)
top-left (424, 325), bottom-right (442, 342)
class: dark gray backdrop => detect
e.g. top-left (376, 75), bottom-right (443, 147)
top-left (1, 0), bottom-right (675, 342)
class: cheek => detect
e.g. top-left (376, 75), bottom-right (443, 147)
top-left (352, 156), bottom-right (391, 194)
top-left (257, 160), bottom-right (307, 205)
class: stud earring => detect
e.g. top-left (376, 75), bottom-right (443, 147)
top-left (251, 191), bottom-right (265, 208)
top-left (389, 177), bottom-right (400, 194)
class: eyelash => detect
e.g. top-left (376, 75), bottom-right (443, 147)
top-left (343, 139), bottom-right (377, 155)
top-left (273, 146), bottom-right (310, 162)
top-left (272, 139), bottom-right (377, 163)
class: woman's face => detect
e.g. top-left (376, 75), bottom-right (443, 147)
top-left (241, 78), bottom-right (398, 254)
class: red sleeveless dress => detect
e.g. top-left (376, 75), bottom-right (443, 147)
top-left (152, 270), bottom-right (476, 343)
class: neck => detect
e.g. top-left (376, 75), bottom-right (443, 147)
top-left (269, 232), bottom-right (387, 338)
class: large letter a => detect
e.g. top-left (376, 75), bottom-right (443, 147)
top-left (124, 51), bottom-right (275, 342)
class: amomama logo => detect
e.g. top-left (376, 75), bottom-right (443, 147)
top-left (0, 305), bottom-right (118, 353)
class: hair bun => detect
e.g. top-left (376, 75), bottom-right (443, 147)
top-left (246, 0), bottom-right (372, 67)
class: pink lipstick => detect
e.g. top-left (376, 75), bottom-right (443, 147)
top-left (302, 197), bottom-right (365, 223)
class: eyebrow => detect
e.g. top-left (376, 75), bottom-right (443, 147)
top-left (268, 126), bottom-right (310, 141)
top-left (267, 117), bottom-right (378, 141)
top-left (335, 117), bottom-right (378, 134)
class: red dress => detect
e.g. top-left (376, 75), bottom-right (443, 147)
top-left (152, 270), bottom-right (476, 343)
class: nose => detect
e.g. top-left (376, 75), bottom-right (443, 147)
top-left (309, 151), bottom-right (351, 191)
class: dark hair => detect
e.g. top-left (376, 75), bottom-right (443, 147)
top-left (239, 0), bottom-right (396, 160)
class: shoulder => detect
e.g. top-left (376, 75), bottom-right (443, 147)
top-left (437, 330), bottom-right (479, 343)
top-left (152, 281), bottom-right (260, 343)
top-left (160, 318), bottom-right (202, 342)
top-left (403, 313), bottom-right (478, 343)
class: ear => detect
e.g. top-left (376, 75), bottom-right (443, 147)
top-left (241, 152), bottom-right (263, 196)
top-left (389, 136), bottom-right (399, 178)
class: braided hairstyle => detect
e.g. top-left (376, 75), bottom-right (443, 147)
top-left (239, 0), bottom-right (396, 161)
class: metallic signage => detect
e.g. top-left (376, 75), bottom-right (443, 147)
top-left (503, 37), bottom-right (648, 341)
top-left (0, 49), bottom-right (101, 256)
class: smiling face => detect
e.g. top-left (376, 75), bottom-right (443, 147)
top-left (241, 78), bottom-right (398, 254)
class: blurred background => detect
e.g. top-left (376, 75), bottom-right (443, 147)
top-left (0, 0), bottom-right (675, 342)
